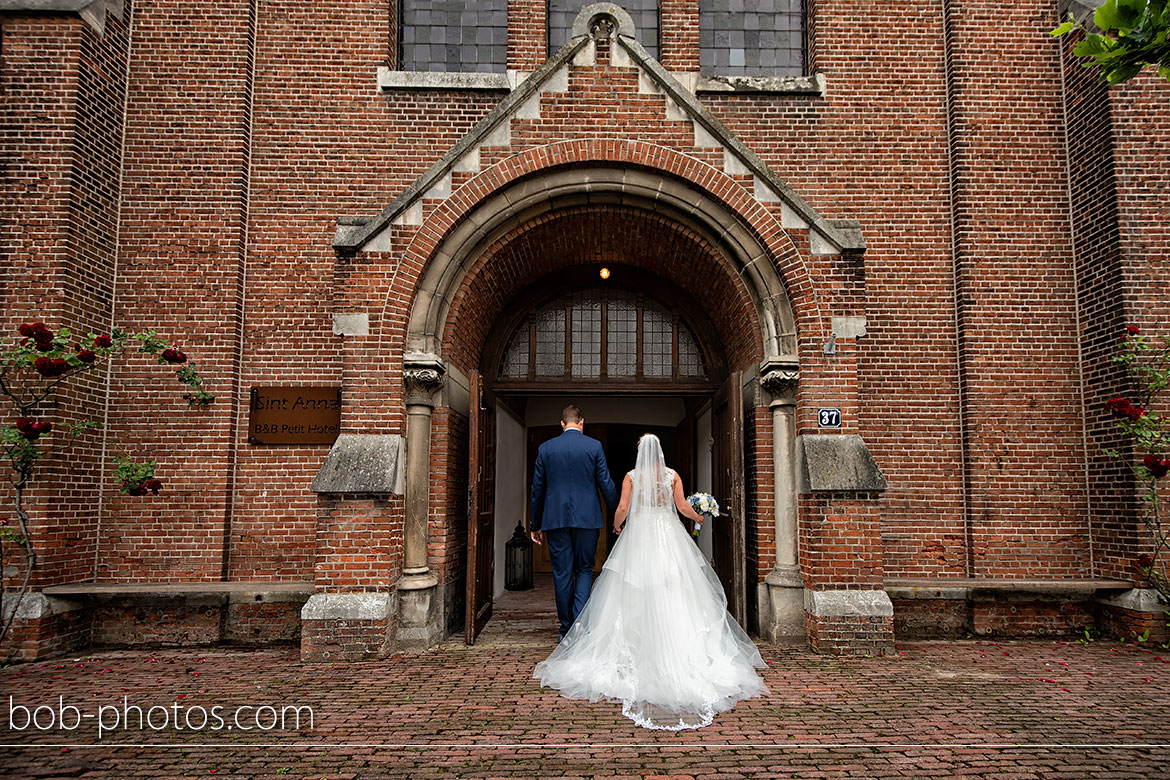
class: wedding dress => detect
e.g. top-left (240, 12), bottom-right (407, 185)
top-left (533, 434), bottom-right (768, 730)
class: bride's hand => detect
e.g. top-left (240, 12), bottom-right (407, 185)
top-left (613, 521), bottom-right (624, 534)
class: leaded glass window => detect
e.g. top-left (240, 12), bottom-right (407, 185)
top-left (606, 291), bottom-right (638, 378)
top-left (642, 299), bottom-right (672, 378)
top-left (570, 290), bottom-right (602, 378)
top-left (534, 304), bottom-right (566, 376)
top-left (400, 0), bottom-right (508, 73)
top-left (699, 0), bottom-right (805, 77)
top-left (548, 0), bottom-right (660, 59)
top-left (497, 289), bottom-right (707, 383)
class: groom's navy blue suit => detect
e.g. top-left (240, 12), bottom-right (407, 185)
top-left (529, 428), bottom-right (619, 638)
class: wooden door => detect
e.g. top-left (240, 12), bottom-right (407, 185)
top-left (465, 369), bottom-right (495, 644)
top-left (711, 371), bottom-right (746, 624)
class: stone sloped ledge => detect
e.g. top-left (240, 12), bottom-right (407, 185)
top-left (0, 0), bottom-right (123, 34)
top-left (797, 434), bottom-right (887, 493)
top-left (311, 434), bottom-right (405, 495)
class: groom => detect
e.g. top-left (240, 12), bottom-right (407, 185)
top-left (529, 405), bottom-right (619, 641)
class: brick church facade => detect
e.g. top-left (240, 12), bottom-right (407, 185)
top-left (2, 0), bottom-right (1167, 661)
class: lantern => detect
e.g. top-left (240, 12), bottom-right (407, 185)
top-left (505, 521), bottom-right (534, 591)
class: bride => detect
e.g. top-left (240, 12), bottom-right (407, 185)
top-left (533, 433), bottom-right (768, 730)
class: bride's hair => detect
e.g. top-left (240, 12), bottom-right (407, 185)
top-left (631, 433), bottom-right (671, 511)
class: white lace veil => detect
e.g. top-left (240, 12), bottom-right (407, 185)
top-left (630, 433), bottom-right (672, 515)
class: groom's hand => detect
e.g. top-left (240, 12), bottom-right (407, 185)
top-left (530, 530), bottom-right (544, 546)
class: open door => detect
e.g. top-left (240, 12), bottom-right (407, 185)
top-left (712, 371), bottom-right (746, 624)
top-left (465, 369), bottom-right (495, 644)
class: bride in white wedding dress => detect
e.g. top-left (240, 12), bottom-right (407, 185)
top-left (533, 433), bottom-right (768, 730)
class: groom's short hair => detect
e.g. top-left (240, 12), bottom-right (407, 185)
top-left (561, 405), bottom-right (583, 424)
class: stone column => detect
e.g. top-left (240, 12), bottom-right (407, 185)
top-left (760, 360), bottom-right (804, 642)
top-left (397, 353), bottom-right (446, 648)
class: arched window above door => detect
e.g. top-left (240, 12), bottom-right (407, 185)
top-left (495, 288), bottom-right (712, 388)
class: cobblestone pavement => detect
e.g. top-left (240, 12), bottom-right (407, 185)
top-left (2, 583), bottom-right (1169, 778)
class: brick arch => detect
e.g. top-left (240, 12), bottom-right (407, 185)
top-left (442, 205), bottom-right (760, 375)
top-left (386, 140), bottom-right (823, 365)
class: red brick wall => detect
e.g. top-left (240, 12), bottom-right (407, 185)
top-left (6, 0), bottom-right (1169, 627)
top-left (312, 495), bottom-right (403, 590)
top-left (0, 10), bottom-right (130, 588)
top-left (942, 0), bottom-right (1088, 578)
top-left (799, 494), bottom-right (884, 589)
top-left (1104, 66), bottom-right (1170, 579)
top-left (101, 0), bottom-right (255, 581)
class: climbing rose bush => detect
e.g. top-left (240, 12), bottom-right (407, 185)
top-left (1104, 325), bottom-right (1169, 606)
top-left (0, 320), bottom-right (213, 656)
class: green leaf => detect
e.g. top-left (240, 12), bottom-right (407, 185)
top-left (1074, 34), bottom-right (1117, 58)
top-left (1052, 20), bottom-right (1077, 37)
top-left (1096, 0), bottom-right (1124, 31)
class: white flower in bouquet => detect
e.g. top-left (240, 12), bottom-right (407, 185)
top-left (686, 492), bottom-right (720, 537)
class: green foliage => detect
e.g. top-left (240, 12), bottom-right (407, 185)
top-left (1104, 326), bottom-right (1170, 608)
top-left (0, 319), bottom-right (213, 655)
top-left (113, 456), bottom-right (161, 496)
top-left (1052, 0), bottom-right (1170, 84)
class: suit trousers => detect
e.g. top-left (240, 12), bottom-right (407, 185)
top-left (545, 527), bottom-right (600, 637)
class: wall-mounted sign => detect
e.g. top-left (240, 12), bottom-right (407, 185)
top-left (817, 408), bottom-right (842, 428)
top-left (248, 386), bottom-right (341, 445)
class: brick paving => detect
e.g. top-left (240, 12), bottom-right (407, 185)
top-left (2, 581), bottom-right (1169, 778)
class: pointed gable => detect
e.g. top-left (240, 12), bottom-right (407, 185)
top-left (334, 3), bottom-right (863, 257)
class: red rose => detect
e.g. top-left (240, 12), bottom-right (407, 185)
top-left (33, 357), bottom-right (69, 377)
top-left (18, 323), bottom-right (39, 337)
top-left (143, 479), bottom-right (163, 494)
top-left (92, 335), bottom-right (113, 349)
top-left (161, 348), bottom-right (187, 364)
top-left (29, 323), bottom-right (54, 349)
top-left (1105, 398), bottom-right (1145, 421)
top-left (13, 418), bottom-right (50, 440)
top-left (1126, 325), bottom-right (1141, 335)
top-left (76, 349), bottom-right (97, 365)
top-left (1136, 553), bottom-right (1155, 569)
top-left (127, 485), bottom-right (147, 496)
top-left (1144, 454), bottom-right (1170, 479)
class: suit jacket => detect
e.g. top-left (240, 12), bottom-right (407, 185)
top-left (529, 429), bottom-right (619, 532)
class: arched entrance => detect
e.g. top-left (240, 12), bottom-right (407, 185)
top-left (400, 170), bottom-right (805, 644)
top-left (470, 264), bottom-right (728, 637)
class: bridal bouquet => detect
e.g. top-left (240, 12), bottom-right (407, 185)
top-left (686, 492), bottom-right (720, 538)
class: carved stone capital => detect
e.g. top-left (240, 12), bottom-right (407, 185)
top-left (403, 353), bottom-right (445, 406)
top-left (760, 359), bottom-right (799, 395)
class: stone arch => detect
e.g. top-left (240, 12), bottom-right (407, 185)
top-left (382, 140), bottom-right (824, 365)
top-left (442, 203), bottom-right (760, 377)
top-left (389, 141), bottom-right (816, 649)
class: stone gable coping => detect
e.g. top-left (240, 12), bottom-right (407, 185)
top-left (333, 35), bottom-right (591, 252)
top-left (334, 10), bottom-right (865, 257)
top-left (612, 33), bottom-right (863, 255)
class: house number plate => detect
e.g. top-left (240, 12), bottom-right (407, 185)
top-left (818, 408), bottom-right (842, 428)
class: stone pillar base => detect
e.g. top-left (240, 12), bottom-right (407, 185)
top-left (758, 567), bottom-right (806, 644)
top-left (1096, 588), bottom-right (1170, 643)
top-left (804, 589), bottom-right (895, 656)
top-left (0, 594), bottom-right (89, 662)
top-left (395, 574), bottom-right (445, 650)
top-left (300, 593), bottom-right (396, 662)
